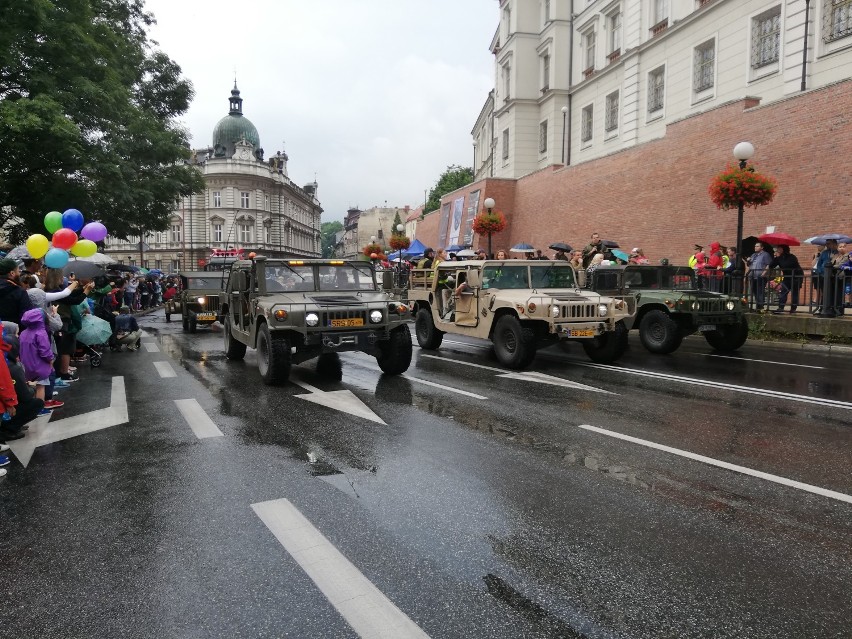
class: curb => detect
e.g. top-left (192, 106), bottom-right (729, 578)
top-left (682, 332), bottom-right (852, 355)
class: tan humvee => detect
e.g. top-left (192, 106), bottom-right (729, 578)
top-left (406, 260), bottom-right (635, 368)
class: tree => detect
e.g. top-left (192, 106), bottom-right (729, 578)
top-left (0, 0), bottom-right (204, 243)
top-left (320, 221), bottom-right (343, 257)
top-left (425, 165), bottom-right (473, 214)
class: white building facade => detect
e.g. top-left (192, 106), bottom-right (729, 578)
top-left (106, 84), bottom-right (322, 271)
top-left (473, 0), bottom-right (852, 179)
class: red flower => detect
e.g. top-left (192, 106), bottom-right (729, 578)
top-left (473, 210), bottom-right (507, 236)
top-left (389, 235), bottom-right (411, 251)
top-left (709, 164), bottom-right (777, 210)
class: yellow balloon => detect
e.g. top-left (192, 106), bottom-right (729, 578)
top-left (26, 234), bottom-right (50, 259)
top-left (70, 239), bottom-right (97, 258)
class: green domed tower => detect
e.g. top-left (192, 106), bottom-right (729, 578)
top-left (212, 82), bottom-right (262, 159)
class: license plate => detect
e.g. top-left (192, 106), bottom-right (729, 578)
top-left (570, 329), bottom-right (595, 337)
top-left (196, 313), bottom-right (216, 321)
top-left (698, 324), bottom-right (716, 332)
top-left (331, 318), bottom-right (364, 328)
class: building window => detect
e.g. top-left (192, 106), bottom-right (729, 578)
top-left (172, 259), bottom-right (180, 272)
top-left (545, 0), bottom-right (551, 22)
top-left (503, 6), bottom-right (511, 39)
top-left (377, 229), bottom-right (384, 240)
top-left (503, 65), bottom-right (511, 100)
top-left (609, 11), bottom-right (622, 54)
top-left (605, 91), bottom-right (619, 132)
top-left (648, 67), bottom-right (665, 114)
top-left (581, 105), bottom-right (593, 143)
top-left (502, 129), bottom-right (510, 160)
top-left (653, 0), bottom-right (668, 25)
top-left (213, 223), bottom-right (223, 242)
top-left (265, 225), bottom-right (271, 244)
top-left (584, 30), bottom-right (596, 71)
top-left (213, 191), bottom-right (221, 207)
top-left (825, 0), bottom-right (852, 42)
top-left (155, 259), bottom-right (162, 270)
top-left (264, 194), bottom-right (270, 211)
top-left (542, 54), bottom-right (550, 91)
top-left (693, 40), bottom-right (715, 91)
top-left (539, 120), bottom-right (548, 153)
top-left (752, 7), bottom-right (781, 68)
top-left (238, 223), bottom-right (252, 244)
top-left (171, 224), bottom-right (181, 243)
top-left (240, 191), bottom-right (250, 208)
top-left (155, 232), bottom-right (162, 244)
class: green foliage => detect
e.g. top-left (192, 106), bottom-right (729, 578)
top-left (320, 221), bottom-right (343, 258)
top-left (425, 165), bottom-right (473, 214)
top-left (0, 0), bottom-right (204, 242)
top-left (392, 210), bottom-right (403, 232)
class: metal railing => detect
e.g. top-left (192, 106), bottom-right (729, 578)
top-left (714, 267), bottom-right (850, 316)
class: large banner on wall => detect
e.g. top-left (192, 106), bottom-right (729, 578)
top-left (448, 196), bottom-right (465, 246)
top-left (438, 203), bottom-right (451, 250)
top-left (463, 190), bottom-right (480, 246)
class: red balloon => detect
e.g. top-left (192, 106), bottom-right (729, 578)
top-left (52, 228), bottom-right (78, 250)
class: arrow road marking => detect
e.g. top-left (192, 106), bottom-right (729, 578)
top-left (252, 498), bottom-right (431, 639)
top-left (401, 375), bottom-right (488, 399)
top-left (579, 424), bottom-right (852, 505)
top-left (291, 379), bottom-right (386, 425)
top-left (174, 399), bottom-right (223, 439)
top-left (9, 376), bottom-right (129, 468)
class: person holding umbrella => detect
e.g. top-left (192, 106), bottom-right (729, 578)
top-left (765, 245), bottom-right (804, 313)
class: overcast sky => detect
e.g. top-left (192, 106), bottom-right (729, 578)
top-left (143, 0), bottom-right (497, 223)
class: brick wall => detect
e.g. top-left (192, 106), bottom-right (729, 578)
top-left (427, 79), bottom-right (852, 265)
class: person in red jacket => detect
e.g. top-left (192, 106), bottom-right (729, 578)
top-left (0, 339), bottom-right (19, 442)
top-left (703, 241), bottom-right (725, 292)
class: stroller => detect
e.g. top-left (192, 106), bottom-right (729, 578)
top-left (75, 308), bottom-right (115, 368)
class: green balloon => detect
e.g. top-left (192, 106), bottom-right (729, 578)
top-left (44, 211), bottom-right (63, 234)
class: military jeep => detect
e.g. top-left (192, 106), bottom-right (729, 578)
top-left (221, 256), bottom-right (413, 385)
top-left (588, 264), bottom-right (748, 354)
top-left (164, 272), bottom-right (224, 332)
top-left (406, 260), bottom-right (635, 368)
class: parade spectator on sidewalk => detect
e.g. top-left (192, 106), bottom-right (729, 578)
top-left (0, 259), bottom-right (34, 325)
top-left (746, 242), bottom-right (773, 311)
top-left (766, 245), bottom-right (804, 314)
top-left (812, 239), bottom-right (839, 314)
top-left (113, 306), bottom-right (142, 350)
top-left (2, 332), bottom-right (47, 431)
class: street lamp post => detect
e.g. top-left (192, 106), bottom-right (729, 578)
top-left (732, 141), bottom-right (755, 273)
top-left (561, 106), bottom-right (568, 164)
top-left (483, 197), bottom-right (495, 259)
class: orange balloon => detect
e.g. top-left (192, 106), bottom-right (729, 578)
top-left (248, 252), bottom-right (257, 259)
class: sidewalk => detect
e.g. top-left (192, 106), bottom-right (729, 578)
top-left (747, 308), bottom-right (852, 340)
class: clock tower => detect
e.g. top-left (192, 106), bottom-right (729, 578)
top-left (232, 137), bottom-right (254, 162)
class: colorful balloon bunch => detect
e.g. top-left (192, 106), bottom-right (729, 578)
top-left (26, 210), bottom-right (109, 269)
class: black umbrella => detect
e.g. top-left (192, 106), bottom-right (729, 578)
top-left (549, 242), bottom-right (573, 252)
top-left (601, 240), bottom-right (620, 248)
top-left (63, 259), bottom-right (107, 280)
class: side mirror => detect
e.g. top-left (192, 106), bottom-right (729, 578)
top-left (466, 270), bottom-right (482, 288)
top-left (575, 270), bottom-right (586, 287)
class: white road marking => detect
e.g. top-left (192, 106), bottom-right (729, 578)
top-left (9, 377), bottom-right (129, 468)
top-left (419, 353), bottom-right (613, 394)
top-left (704, 354), bottom-right (824, 369)
top-left (572, 361), bottom-right (852, 410)
top-left (174, 399), bottom-right (224, 438)
top-left (402, 375), bottom-right (487, 399)
top-left (252, 498), bottom-right (431, 639)
top-left (153, 361), bottom-right (176, 378)
top-left (292, 379), bottom-right (386, 425)
top-left (142, 341), bottom-right (159, 353)
top-left (578, 424), bottom-right (852, 505)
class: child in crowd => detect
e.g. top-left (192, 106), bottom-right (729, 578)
top-left (19, 308), bottom-right (55, 402)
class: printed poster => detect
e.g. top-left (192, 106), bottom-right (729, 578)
top-left (438, 203), bottom-right (451, 250)
top-left (448, 196), bottom-right (465, 246)
top-left (463, 190), bottom-right (480, 246)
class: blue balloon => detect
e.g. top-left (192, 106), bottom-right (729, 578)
top-left (62, 208), bottom-right (85, 232)
top-left (44, 247), bottom-right (70, 268)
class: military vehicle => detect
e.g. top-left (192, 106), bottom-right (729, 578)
top-left (164, 272), bottom-right (223, 332)
top-left (221, 256), bottom-right (413, 385)
top-left (406, 260), bottom-right (635, 368)
top-left (587, 264), bottom-right (748, 354)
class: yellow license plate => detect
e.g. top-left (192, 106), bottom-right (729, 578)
top-left (570, 329), bottom-right (595, 337)
top-left (331, 318), bottom-right (364, 327)
top-left (196, 313), bottom-right (216, 321)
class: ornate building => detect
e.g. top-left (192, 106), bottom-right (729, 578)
top-left (106, 83), bottom-right (323, 270)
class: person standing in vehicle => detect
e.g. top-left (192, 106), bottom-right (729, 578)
top-left (582, 233), bottom-right (603, 268)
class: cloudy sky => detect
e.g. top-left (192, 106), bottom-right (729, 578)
top-left (143, 0), bottom-right (497, 223)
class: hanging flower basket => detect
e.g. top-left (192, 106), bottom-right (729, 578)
top-left (362, 242), bottom-right (384, 259)
top-left (708, 164), bottom-right (777, 210)
top-left (472, 210), bottom-right (507, 236)
top-left (389, 235), bottom-right (410, 251)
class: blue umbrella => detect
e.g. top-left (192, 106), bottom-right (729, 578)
top-left (804, 233), bottom-right (852, 245)
top-left (510, 243), bottom-right (536, 253)
top-left (76, 314), bottom-right (114, 345)
top-left (611, 249), bottom-right (629, 262)
top-left (446, 244), bottom-right (466, 252)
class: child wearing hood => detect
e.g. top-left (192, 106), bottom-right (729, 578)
top-left (19, 308), bottom-right (55, 402)
top-left (1, 326), bottom-right (46, 436)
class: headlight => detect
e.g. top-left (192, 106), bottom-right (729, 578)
top-left (197, 296), bottom-right (206, 305)
top-left (726, 301), bottom-right (735, 311)
top-left (305, 312), bottom-right (319, 327)
top-left (370, 310), bottom-right (383, 323)
top-left (691, 301), bottom-right (700, 310)
top-left (551, 305), bottom-right (560, 318)
top-left (598, 304), bottom-right (609, 317)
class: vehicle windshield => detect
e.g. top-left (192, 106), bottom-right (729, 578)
top-left (623, 266), bottom-right (696, 290)
top-left (183, 276), bottom-right (223, 289)
top-left (317, 263), bottom-right (376, 291)
top-left (264, 265), bottom-right (316, 292)
top-left (481, 265), bottom-right (529, 289)
top-left (529, 263), bottom-right (575, 288)
top-left (262, 262), bottom-right (377, 292)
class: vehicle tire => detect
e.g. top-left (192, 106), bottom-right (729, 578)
top-left (316, 352), bottom-right (343, 381)
top-left (257, 322), bottom-right (290, 386)
top-left (90, 355), bottom-right (102, 367)
top-left (582, 320), bottom-right (628, 363)
top-left (182, 314), bottom-right (189, 332)
top-left (223, 315), bottom-right (247, 360)
top-left (492, 315), bottom-right (536, 369)
top-left (638, 310), bottom-right (683, 354)
top-left (188, 314), bottom-right (198, 334)
top-left (415, 308), bottom-right (443, 350)
top-left (704, 316), bottom-right (749, 352)
top-left (377, 325), bottom-right (413, 375)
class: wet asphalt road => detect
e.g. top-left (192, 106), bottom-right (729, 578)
top-left (1, 309), bottom-right (851, 639)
